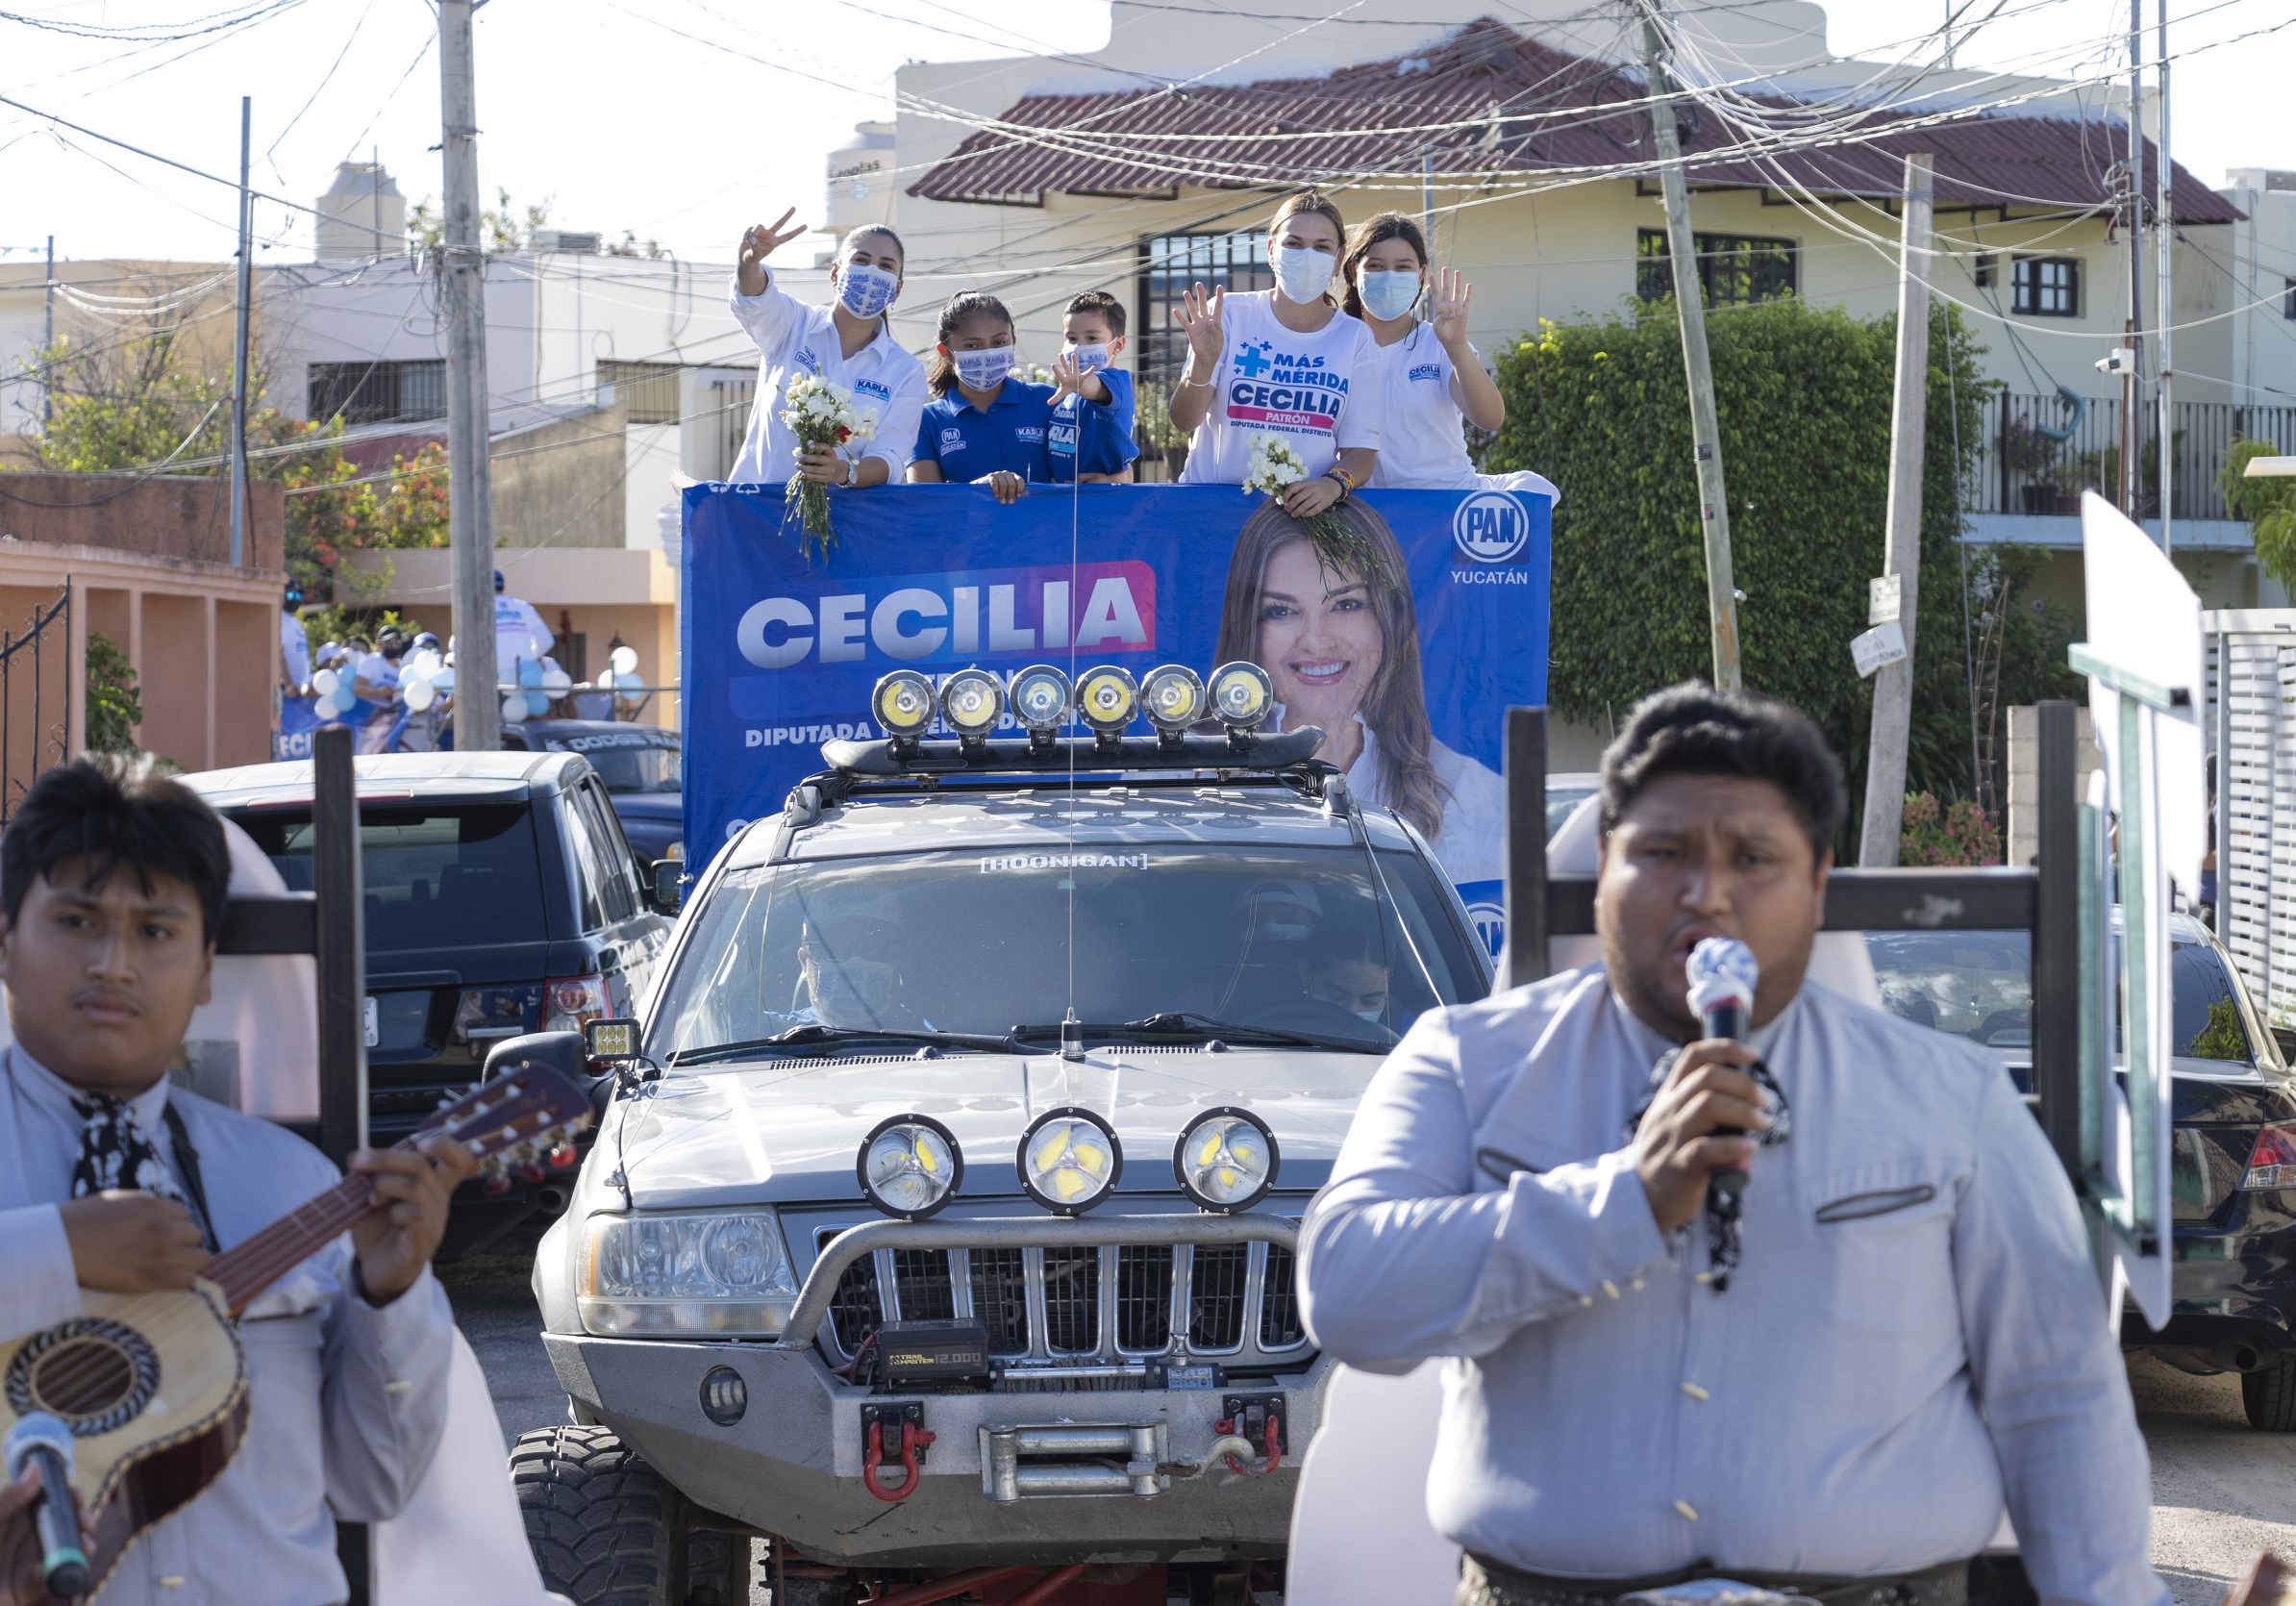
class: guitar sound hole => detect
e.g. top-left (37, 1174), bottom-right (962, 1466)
top-left (5, 1317), bottom-right (162, 1436)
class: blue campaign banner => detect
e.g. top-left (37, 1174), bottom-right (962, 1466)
top-left (681, 483), bottom-right (1550, 956)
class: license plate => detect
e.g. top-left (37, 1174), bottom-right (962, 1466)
top-left (362, 996), bottom-right (380, 1048)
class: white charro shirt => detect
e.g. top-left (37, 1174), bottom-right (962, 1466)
top-left (1299, 970), bottom-right (2164, 1604)
top-left (726, 270), bottom-right (927, 486)
top-left (0, 1047), bottom-right (455, 1606)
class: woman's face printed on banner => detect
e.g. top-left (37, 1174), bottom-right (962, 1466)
top-left (1253, 539), bottom-right (1384, 747)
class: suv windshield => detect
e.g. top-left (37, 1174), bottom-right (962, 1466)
top-left (652, 843), bottom-right (1484, 1062)
top-left (1863, 928), bottom-right (2257, 1063)
top-left (233, 804), bottom-right (546, 953)
top-left (576, 744), bottom-right (678, 794)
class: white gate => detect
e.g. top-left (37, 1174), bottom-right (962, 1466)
top-left (2204, 610), bottom-right (2296, 1021)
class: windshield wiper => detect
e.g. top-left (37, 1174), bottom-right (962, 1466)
top-left (1011, 1013), bottom-right (1388, 1054)
top-left (668, 1025), bottom-right (1036, 1065)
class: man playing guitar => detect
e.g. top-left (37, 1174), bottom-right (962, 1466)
top-left (0, 755), bottom-right (474, 1605)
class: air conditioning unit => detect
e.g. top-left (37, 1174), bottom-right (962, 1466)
top-left (531, 230), bottom-right (601, 254)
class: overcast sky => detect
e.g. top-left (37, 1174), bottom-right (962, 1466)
top-left (3, 0), bottom-right (2289, 271)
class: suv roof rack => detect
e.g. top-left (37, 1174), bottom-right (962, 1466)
top-left (817, 727), bottom-right (1326, 780)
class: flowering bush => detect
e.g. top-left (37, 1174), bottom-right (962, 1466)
top-left (1241, 435), bottom-right (1381, 579)
top-left (779, 373), bottom-right (878, 560)
top-left (1900, 791), bottom-right (2001, 866)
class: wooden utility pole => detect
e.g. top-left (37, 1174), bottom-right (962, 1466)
top-left (1639, 7), bottom-right (1739, 690)
top-left (1859, 154), bottom-right (1935, 868)
top-left (440, 0), bottom-right (500, 750)
top-left (2154, 0), bottom-right (2174, 551)
top-left (2120, 0), bottom-right (2146, 522)
top-left (228, 96), bottom-right (252, 568)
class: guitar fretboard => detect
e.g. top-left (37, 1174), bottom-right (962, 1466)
top-left (209, 1165), bottom-right (382, 1316)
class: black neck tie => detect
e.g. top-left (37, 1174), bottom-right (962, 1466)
top-left (69, 1092), bottom-right (187, 1204)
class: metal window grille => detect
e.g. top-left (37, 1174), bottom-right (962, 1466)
top-left (308, 360), bottom-right (445, 425)
top-left (1635, 230), bottom-right (1798, 308)
top-left (0, 586), bottom-right (71, 824)
top-left (1970, 393), bottom-right (2296, 521)
top-left (597, 360), bottom-right (683, 424)
top-left (2009, 257), bottom-right (2079, 317)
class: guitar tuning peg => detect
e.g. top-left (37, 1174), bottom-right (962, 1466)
top-left (437, 1094), bottom-right (456, 1111)
top-left (481, 1172), bottom-right (513, 1197)
top-left (547, 1143), bottom-right (578, 1170)
top-left (514, 1162), bottom-right (545, 1184)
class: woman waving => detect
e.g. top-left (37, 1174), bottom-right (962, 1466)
top-left (726, 208), bottom-right (927, 491)
top-left (1169, 193), bottom-right (1385, 514)
top-left (1341, 211), bottom-right (1557, 502)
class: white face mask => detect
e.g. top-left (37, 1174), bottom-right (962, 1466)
top-left (837, 261), bottom-right (899, 319)
top-left (1271, 244), bottom-right (1336, 304)
top-left (953, 346), bottom-right (1015, 390)
top-left (1358, 268), bottom-right (1423, 322)
top-left (1063, 342), bottom-right (1111, 372)
top-left (1354, 1008), bottom-right (1385, 1023)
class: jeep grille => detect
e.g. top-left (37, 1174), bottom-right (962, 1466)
top-left (812, 1230), bottom-right (1310, 1371)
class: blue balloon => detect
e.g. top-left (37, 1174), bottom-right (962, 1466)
top-left (525, 689), bottom-right (549, 718)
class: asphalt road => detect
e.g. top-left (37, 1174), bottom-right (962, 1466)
top-left (445, 1257), bottom-right (2296, 1602)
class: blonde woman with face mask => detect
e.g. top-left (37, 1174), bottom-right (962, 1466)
top-left (1169, 193), bottom-right (1386, 514)
top-left (1341, 211), bottom-right (1559, 505)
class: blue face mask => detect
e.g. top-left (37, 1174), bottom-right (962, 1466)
top-left (1063, 342), bottom-right (1111, 372)
top-left (1359, 268), bottom-right (1423, 321)
top-left (953, 346), bottom-right (1015, 391)
top-left (837, 261), bottom-right (899, 319)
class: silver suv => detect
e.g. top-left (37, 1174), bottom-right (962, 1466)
top-left (517, 706), bottom-right (1490, 1606)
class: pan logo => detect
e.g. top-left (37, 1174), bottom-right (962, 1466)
top-left (1466, 898), bottom-right (1505, 959)
top-left (1453, 490), bottom-right (1531, 565)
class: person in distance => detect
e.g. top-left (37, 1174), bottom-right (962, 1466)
top-left (1298, 682), bottom-right (2161, 1606)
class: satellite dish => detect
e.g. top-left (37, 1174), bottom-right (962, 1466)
top-left (502, 694), bottom-right (529, 724)
top-left (610, 645), bottom-right (639, 677)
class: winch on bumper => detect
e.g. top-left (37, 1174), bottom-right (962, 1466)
top-left (541, 1212), bottom-right (1331, 1569)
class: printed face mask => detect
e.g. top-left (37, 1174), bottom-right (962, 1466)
top-left (1359, 268), bottom-right (1423, 322)
top-left (953, 346), bottom-right (1016, 390)
top-left (1271, 245), bottom-right (1336, 304)
top-left (1063, 342), bottom-right (1111, 372)
top-left (837, 262), bottom-right (899, 318)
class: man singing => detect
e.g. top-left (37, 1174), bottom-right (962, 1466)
top-left (0, 755), bottom-right (473, 1605)
top-left (1299, 684), bottom-right (2161, 1606)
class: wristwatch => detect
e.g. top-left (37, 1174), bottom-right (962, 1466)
top-left (844, 456), bottom-right (861, 489)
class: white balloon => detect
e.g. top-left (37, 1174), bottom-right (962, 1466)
top-left (403, 677), bottom-right (437, 713)
top-left (502, 694), bottom-right (529, 724)
top-left (410, 650), bottom-right (443, 679)
top-left (312, 668), bottom-right (339, 697)
top-left (431, 666), bottom-right (456, 693)
top-left (541, 667), bottom-right (573, 694)
top-left (322, 689), bottom-right (355, 718)
top-left (594, 668), bottom-right (614, 691)
top-left (610, 645), bottom-right (639, 677)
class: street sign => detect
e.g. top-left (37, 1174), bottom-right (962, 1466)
top-left (1868, 573), bottom-right (1902, 624)
top-left (1851, 619), bottom-right (1909, 677)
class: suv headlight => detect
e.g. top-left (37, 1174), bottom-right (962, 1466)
top-left (578, 1209), bottom-right (799, 1337)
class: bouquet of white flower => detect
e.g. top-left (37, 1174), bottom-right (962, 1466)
top-left (779, 372), bottom-right (879, 560)
top-left (1241, 434), bottom-right (1383, 580)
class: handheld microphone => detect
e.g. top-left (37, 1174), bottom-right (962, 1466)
top-left (1685, 936), bottom-right (1760, 1199)
top-left (4, 1412), bottom-right (89, 1600)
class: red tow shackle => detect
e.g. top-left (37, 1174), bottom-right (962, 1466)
top-left (863, 1418), bottom-right (936, 1501)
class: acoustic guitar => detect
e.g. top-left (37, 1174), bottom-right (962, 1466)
top-left (2, 1064), bottom-right (590, 1604)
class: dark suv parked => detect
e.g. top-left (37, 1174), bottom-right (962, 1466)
top-left (498, 719), bottom-right (682, 865)
top-left (186, 751), bottom-right (674, 1256)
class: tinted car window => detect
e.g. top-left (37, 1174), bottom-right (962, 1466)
top-left (236, 805), bottom-right (545, 952)
top-left (1864, 929), bottom-right (2253, 1062)
top-left (652, 844), bottom-right (1485, 1062)
top-left (579, 743), bottom-right (678, 794)
top-left (576, 783), bottom-right (639, 925)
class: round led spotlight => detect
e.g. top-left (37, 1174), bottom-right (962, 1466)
top-left (1209, 662), bottom-right (1274, 732)
top-left (938, 667), bottom-right (1005, 739)
top-left (858, 1113), bottom-right (964, 1221)
top-left (1017, 1107), bottom-right (1123, 1216)
top-left (873, 670), bottom-right (936, 740)
top-left (1009, 665), bottom-right (1071, 733)
top-left (1173, 1107), bottom-right (1280, 1214)
top-left (1075, 665), bottom-right (1139, 735)
top-left (1141, 665), bottom-right (1207, 734)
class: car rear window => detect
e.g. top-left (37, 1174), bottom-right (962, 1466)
top-left (232, 804), bottom-right (547, 953)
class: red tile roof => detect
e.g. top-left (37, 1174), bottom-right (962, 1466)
top-left (910, 18), bottom-right (2240, 225)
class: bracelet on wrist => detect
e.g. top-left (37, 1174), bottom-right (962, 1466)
top-left (1323, 466), bottom-right (1355, 496)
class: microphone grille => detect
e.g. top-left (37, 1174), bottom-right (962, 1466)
top-left (3, 1411), bottom-right (74, 1478)
top-left (1685, 936), bottom-right (1759, 1015)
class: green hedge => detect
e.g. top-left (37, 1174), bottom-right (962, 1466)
top-left (1486, 297), bottom-right (1995, 834)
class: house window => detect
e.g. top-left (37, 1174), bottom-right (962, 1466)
top-left (309, 359), bottom-right (447, 425)
top-left (597, 360), bottom-right (682, 424)
top-left (2284, 277), bottom-right (2295, 319)
top-left (1136, 232), bottom-right (1272, 395)
top-left (1973, 254), bottom-right (1996, 289)
top-left (1635, 231), bottom-right (1797, 308)
top-left (2009, 257), bottom-right (2079, 317)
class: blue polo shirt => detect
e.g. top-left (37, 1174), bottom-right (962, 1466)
top-left (1048, 368), bottom-right (1140, 482)
top-left (912, 380), bottom-right (1056, 483)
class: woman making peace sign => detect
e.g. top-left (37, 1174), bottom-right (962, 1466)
top-left (1168, 193), bottom-right (1385, 511)
top-left (726, 208), bottom-right (927, 490)
top-left (1341, 212), bottom-right (1558, 500)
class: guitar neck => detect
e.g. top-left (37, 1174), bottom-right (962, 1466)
top-left (207, 1166), bottom-right (381, 1317)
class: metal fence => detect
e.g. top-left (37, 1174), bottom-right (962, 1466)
top-left (0, 585), bottom-right (71, 823)
top-left (1969, 392), bottom-right (2296, 523)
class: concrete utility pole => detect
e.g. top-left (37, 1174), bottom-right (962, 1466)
top-left (229, 97), bottom-right (252, 568)
top-left (1859, 154), bottom-right (1935, 869)
top-left (2154, 0), bottom-right (2174, 552)
top-left (40, 236), bottom-right (53, 428)
top-left (2120, 0), bottom-right (2146, 522)
top-left (439, 0), bottom-right (500, 752)
top-left (1639, 6), bottom-right (1740, 690)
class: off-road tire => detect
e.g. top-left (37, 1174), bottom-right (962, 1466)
top-left (2242, 1352), bottom-right (2296, 1430)
top-left (512, 1424), bottom-right (743, 1605)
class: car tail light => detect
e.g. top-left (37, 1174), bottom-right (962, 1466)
top-left (545, 973), bottom-right (613, 1034)
top-left (2242, 1124), bottom-right (2296, 1190)
top-left (454, 985), bottom-right (540, 1044)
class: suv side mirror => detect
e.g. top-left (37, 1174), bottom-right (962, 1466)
top-left (652, 859), bottom-right (685, 914)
